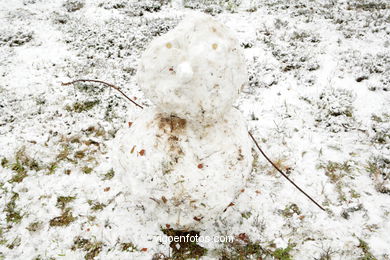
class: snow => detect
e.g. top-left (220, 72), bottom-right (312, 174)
top-left (0, 0), bottom-right (389, 259)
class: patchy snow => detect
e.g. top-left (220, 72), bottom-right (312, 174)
top-left (0, 0), bottom-right (389, 259)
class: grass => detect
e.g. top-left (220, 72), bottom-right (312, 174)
top-left (160, 228), bottom-right (208, 259)
top-left (317, 161), bottom-right (352, 183)
top-left (26, 221), bottom-right (43, 232)
top-left (102, 169), bottom-right (115, 180)
top-left (65, 100), bottom-right (100, 113)
top-left (357, 239), bottom-right (377, 260)
top-left (88, 200), bottom-right (106, 211)
top-left (272, 243), bottom-right (295, 260)
top-left (216, 234), bottom-right (295, 260)
top-left (5, 193), bottom-right (22, 224)
top-left (72, 237), bottom-right (103, 260)
top-left (49, 208), bottom-right (76, 227)
top-left (56, 196), bottom-right (76, 209)
top-left (82, 166), bottom-right (93, 174)
top-left (9, 161), bottom-right (28, 183)
top-left (280, 203), bottom-right (301, 218)
top-left (121, 242), bottom-right (137, 252)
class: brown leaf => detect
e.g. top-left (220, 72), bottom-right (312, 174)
top-left (197, 163), bottom-right (203, 169)
top-left (139, 149), bottom-right (145, 156)
top-left (140, 248), bottom-right (148, 252)
top-left (128, 122), bottom-right (133, 127)
top-left (161, 196), bottom-right (167, 204)
top-left (237, 233), bottom-right (249, 242)
top-left (193, 216), bottom-right (203, 222)
top-left (104, 187), bottom-right (110, 192)
top-left (130, 145), bottom-right (136, 154)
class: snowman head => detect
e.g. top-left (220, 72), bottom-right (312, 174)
top-left (137, 13), bottom-right (247, 124)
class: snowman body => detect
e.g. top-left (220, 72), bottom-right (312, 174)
top-left (113, 13), bottom-right (253, 229)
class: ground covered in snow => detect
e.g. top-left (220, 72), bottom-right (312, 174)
top-left (0, 0), bottom-right (389, 259)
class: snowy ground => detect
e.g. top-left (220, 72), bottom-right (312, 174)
top-left (0, 0), bottom-right (389, 259)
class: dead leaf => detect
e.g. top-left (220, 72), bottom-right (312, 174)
top-left (161, 196), bottom-right (167, 204)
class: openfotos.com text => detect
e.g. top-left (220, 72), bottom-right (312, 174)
top-left (158, 234), bottom-right (234, 244)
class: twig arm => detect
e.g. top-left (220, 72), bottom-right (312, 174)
top-left (248, 131), bottom-right (325, 211)
top-left (61, 79), bottom-right (144, 109)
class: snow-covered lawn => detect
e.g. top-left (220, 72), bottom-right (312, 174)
top-left (0, 0), bottom-right (389, 259)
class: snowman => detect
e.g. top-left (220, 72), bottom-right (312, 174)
top-left (113, 13), bottom-right (253, 230)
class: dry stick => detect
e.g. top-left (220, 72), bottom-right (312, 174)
top-left (62, 79), bottom-right (325, 211)
top-left (61, 79), bottom-right (144, 109)
top-left (248, 131), bottom-right (325, 211)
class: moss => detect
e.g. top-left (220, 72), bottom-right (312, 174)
top-left (72, 237), bottom-right (103, 260)
top-left (49, 208), bottom-right (76, 227)
top-left (56, 196), bottom-right (76, 209)
top-left (102, 169), bottom-right (115, 180)
top-left (161, 228), bottom-right (208, 259)
top-left (65, 100), bottom-right (100, 113)
top-left (5, 193), bottom-right (22, 224)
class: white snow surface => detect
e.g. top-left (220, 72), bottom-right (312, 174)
top-left (0, 0), bottom-right (389, 259)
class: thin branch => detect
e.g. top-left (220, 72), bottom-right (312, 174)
top-left (248, 131), bottom-right (325, 211)
top-left (61, 79), bottom-right (144, 109)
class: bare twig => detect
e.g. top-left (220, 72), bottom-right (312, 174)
top-left (62, 79), bottom-right (325, 212)
top-left (61, 79), bottom-right (144, 109)
top-left (248, 131), bottom-right (325, 211)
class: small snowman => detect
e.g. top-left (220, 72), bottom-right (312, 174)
top-left (113, 13), bottom-right (253, 230)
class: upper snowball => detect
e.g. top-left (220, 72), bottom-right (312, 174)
top-left (137, 13), bottom-right (247, 124)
